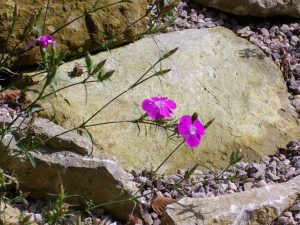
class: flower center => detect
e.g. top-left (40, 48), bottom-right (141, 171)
top-left (189, 125), bottom-right (197, 135)
top-left (155, 100), bottom-right (165, 108)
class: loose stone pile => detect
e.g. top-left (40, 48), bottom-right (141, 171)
top-left (10, 199), bottom-right (122, 225)
top-left (272, 202), bottom-right (300, 225)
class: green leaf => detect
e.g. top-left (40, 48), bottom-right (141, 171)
top-left (162, 47), bottom-right (178, 59)
top-left (204, 118), bottom-right (215, 129)
top-left (158, 0), bottom-right (180, 17)
top-left (91, 59), bottom-right (106, 75)
top-left (183, 164), bottom-right (199, 181)
top-left (12, 3), bottom-right (19, 21)
top-left (153, 69), bottom-right (171, 76)
top-left (64, 98), bottom-right (71, 106)
top-left (85, 52), bottom-right (93, 75)
top-left (230, 150), bottom-right (243, 165)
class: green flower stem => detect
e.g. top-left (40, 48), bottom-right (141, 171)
top-left (82, 56), bottom-right (165, 126)
top-left (153, 140), bottom-right (185, 175)
top-left (40, 79), bottom-right (98, 100)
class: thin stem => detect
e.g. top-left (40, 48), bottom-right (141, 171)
top-left (82, 57), bottom-right (163, 126)
top-left (153, 140), bottom-right (185, 174)
top-left (40, 79), bottom-right (98, 100)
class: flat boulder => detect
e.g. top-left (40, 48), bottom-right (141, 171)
top-left (193, 0), bottom-right (300, 19)
top-left (26, 27), bottom-right (300, 173)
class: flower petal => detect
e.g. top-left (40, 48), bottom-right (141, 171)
top-left (165, 99), bottom-right (176, 110)
top-left (193, 119), bottom-right (205, 135)
top-left (141, 99), bottom-right (154, 111)
top-left (178, 115), bottom-right (192, 136)
top-left (142, 99), bottom-right (160, 120)
top-left (159, 106), bottom-right (172, 118)
top-left (185, 134), bottom-right (201, 148)
top-left (151, 96), bottom-right (166, 102)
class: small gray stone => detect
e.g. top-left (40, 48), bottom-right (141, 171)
top-left (151, 212), bottom-right (158, 219)
top-left (256, 180), bottom-right (267, 188)
top-left (283, 211), bottom-right (293, 217)
top-left (243, 182), bottom-right (253, 191)
top-left (285, 167), bottom-right (296, 180)
top-left (34, 213), bottom-right (43, 221)
top-left (192, 192), bottom-right (206, 198)
top-left (266, 171), bottom-right (280, 181)
top-left (295, 169), bottom-right (300, 176)
top-left (227, 180), bottom-right (237, 191)
top-left (143, 190), bottom-right (152, 199)
top-left (143, 213), bottom-right (153, 225)
top-left (236, 162), bottom-right (248, 170)
top-left (153, 219), bottom-right (161, 225)
top-left (280, 24), bottom-right (290, 33)
top-left (261, 28), bottom-right (269, 38)
top-left (293, 161), bottom-right (300, 169)
top-left (290, 203), bottom-right (300, 212)
top-left (261, 156), bottom-right (271, 164)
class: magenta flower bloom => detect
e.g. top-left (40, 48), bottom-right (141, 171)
top-left (178, 115), bottom-right (205, 148)
top-left (36, 34), bottom-right (56, 48)
top-left (141, 97), bottom-right (176, 121)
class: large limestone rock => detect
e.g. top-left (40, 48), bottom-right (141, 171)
top-left (0, 0), bottom-right (147, 68)
top-left (26, 27), bottom-right (300, 173)
top-left (162, 175), bottom-right (300, 225)
top-left (194, 0), bottom-right (300, 19)
top-left (0, 116), bottom-right (138, 221)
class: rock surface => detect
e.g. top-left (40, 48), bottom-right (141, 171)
top-left (193, 0), bottom-right (300, 19)
top-left (0, 0), bottom-right (147, 68)
top-left (26, 27), bottom-right (300, 173)
top-left (0, 117), bottom-right (138, 221)
top-left (162, 175), bottom-right (300, 225)
top-left (0, 202), bottom-right (23, 224)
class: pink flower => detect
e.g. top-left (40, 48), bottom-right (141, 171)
top-left (178, 115), bottom-right (205, 148)
top-left (141, 97), bottom-right (176, 121)
top-left (36, 34), bottom-right (56, 48)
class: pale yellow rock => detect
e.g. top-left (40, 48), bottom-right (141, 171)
top-left (162, 175), bottom-right (300, 225)
top-left (0, 0), bottom-right (147, 68)
top-left (26, 28), bottom-right (300, 173)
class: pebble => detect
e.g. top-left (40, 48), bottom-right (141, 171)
top-left (153, 219), bottom-right (161, 225)
top-left (283, 211), bottom-right (293, 218)
top-left (243, 182), bottom-right (253, 191)
top-left (290, 203), bottom-right (300, 212)
top-left (143, 213), bottom-right (154, 225)
top-left (34, 213), bottom-right (43, 221)
top-left (256, 180), bottom-right (267, 188)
